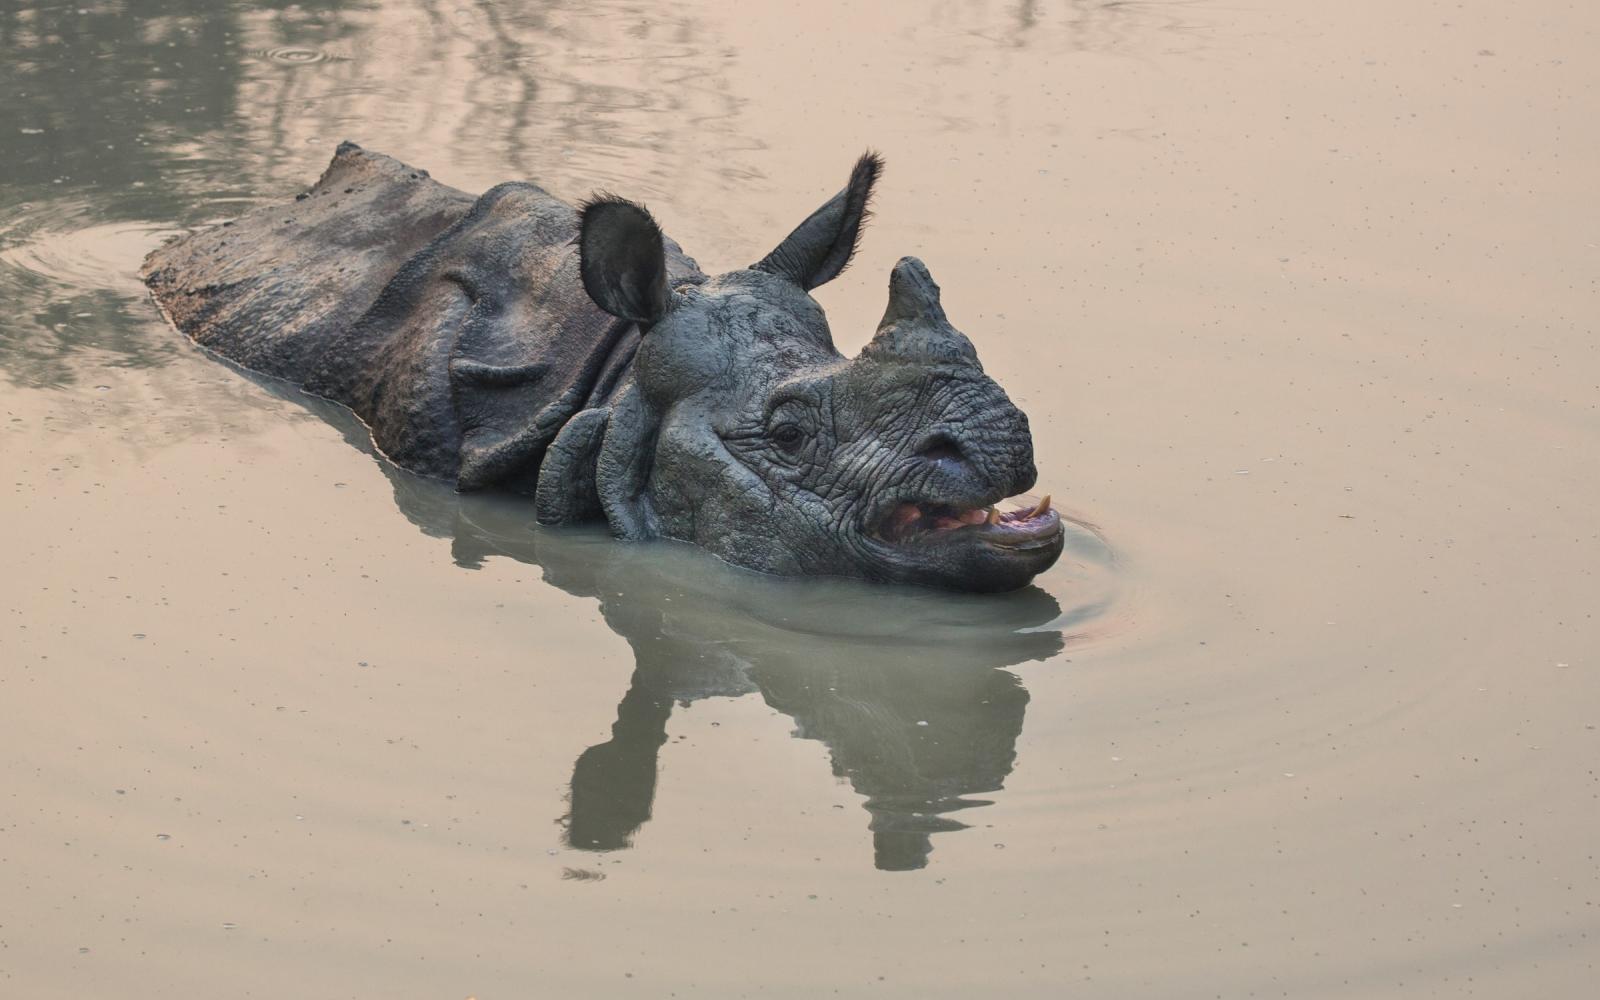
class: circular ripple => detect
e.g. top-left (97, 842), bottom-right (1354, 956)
top-left (254, 46), bottom-right (335, 66)
top-left (0, 209), bottom-right (182, 297)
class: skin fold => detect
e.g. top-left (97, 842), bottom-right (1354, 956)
top-left (143, 143), bottom-right (1063, 591)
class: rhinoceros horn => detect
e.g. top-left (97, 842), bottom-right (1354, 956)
top-left (859, 256), bottom-right (983, 370)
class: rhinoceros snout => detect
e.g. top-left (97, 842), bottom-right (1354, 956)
top-left (909, 422), bottom-right (1036, 503)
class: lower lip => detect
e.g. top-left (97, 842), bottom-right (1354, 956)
top-left (973, 511), bottom-right (1063, 548)
top-left (903, 508), bottom-right (1062, 551)
top-left (983, 530), bottom-right (1061, 551)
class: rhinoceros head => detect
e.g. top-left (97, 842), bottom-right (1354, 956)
top-left (576, 154), bottom-right (1063, 592)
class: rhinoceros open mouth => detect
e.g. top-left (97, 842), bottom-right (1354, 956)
top-left (874, 494), bottom-right (1062, 550)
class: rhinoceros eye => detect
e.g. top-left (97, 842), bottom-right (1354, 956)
top-left (771, 423), bottom-right (805, 451)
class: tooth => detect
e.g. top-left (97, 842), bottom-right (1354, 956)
top-left (1030, 495), bottom-right (1052, 518)
top-left (986, 507), bottom-right (1001, 525)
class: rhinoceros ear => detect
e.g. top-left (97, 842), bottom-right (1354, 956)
top-left (753, 151), bottom-right (882, 291)
top-left (579, 197), bottom-right (670, 325)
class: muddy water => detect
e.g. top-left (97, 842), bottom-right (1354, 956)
top-left (2, 1), bottom-right (1596, 996)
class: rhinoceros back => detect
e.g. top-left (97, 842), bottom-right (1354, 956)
top-left (142, 142), bottom-right (475, 397)
top-left (142, 143), bottom-right (702, 490)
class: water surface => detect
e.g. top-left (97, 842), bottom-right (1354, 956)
top-left (2, 1), bottom-right (1596, 996)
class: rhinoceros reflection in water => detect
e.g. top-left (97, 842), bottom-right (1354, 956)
top-left (371, 453), bottom-right (1113, 871)
top-left (565, 623), bottom-right (1038, 871)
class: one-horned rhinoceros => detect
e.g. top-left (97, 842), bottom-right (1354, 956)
top-left (142, 143), bottom-right (1064, 591)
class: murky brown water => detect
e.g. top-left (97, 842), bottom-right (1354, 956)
top-left (2, 1), bottom-right (1596, 996)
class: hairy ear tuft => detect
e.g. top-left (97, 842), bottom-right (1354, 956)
top-left (579, 196), bottom-right (670, 325)
top-left (753, 151), bottom-right (883, 291)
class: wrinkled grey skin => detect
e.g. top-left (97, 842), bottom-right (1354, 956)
top-left (144, 143), bottom-right (1062, 591)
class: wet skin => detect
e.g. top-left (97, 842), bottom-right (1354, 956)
top-left (143, 145), bottom-right (1064, 591)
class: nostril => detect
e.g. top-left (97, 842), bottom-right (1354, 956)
top-left (916, 432), bottom-right (965, 465)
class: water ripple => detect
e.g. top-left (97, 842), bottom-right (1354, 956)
top-left (249, 46), bottom-right (347, 66)
top-left (0, 209), bottom-right (180, 297)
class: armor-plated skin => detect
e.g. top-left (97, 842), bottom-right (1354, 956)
top-left (143, 144), bottom-right (1064, 591)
